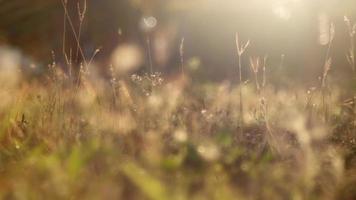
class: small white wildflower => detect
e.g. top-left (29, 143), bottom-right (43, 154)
top-left (140, 16), bottom-right (157, 32)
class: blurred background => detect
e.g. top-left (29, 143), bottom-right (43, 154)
top-left (0, 0), bottom-right (356, 82)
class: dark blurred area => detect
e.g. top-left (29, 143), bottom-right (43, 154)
top-left (0, 0), bottom-right (356, 82)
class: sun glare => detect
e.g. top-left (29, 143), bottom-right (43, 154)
top-left (1, 0), bottom-right (356, 199)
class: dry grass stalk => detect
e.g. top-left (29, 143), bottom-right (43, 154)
top-left (109, 65), bottom-right (118, 108)
top-left (262, 55), bottom-right (268, 89)
top-left (76, 0), bottom-right (87, 63)
top-left (249, 56), bottom-right (261, 93)
top-left (320, 23), bottom-right (335, 122)
top-left (60, 0), bottom-right (88, 66)
top-left (88, 48), bottom-right (101, 67)
top-left (145, 37), bottom-right (153, 75)
top-left (344, 16), bottom-right (356, 73)
top-left (180, 37), bottom-right (185, 78)
top-left (235, 33), bottom-right (250, 135)
top-left (62, 0), bottom-right (68, 65)
top-left (260, 98), bottom-right (280, 154)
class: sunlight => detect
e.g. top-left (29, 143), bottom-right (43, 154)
top-left (273, 4), bottom-right (291, 20)
top-left (1, 0), bottom-right (356, 199)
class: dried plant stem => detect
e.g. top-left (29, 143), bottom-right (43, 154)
top-left (345, 16), bottom-right (356, 73)
top-left (76, 63), bottom-right (84, 89)
top-left (305, 88), bottom-right (316, 128)
top-left (349, 33), bottom-right (355, 72)
top-left (235, 33), bottom-right (250, 134)
top-left (238, 53), bottom-right (244, 131)
top-left (180, 37), bottom-right (185, 78)
top-left (250, 56), bottom-right (261, 94)
top-left (62, 0), bottom-right (68, 64)
top-left (76, 0), bottom-right (87, 63)
top-left (68, 48), bottom-right (73, 82)
top-left (62, 0), bottom-right (73, 84)
top-left (88, 48), bottom-right (101, 67)
top-left (109, 65), bottom-right (117, 108)
top-left (262, 101), bottom-right (280, 154)
top-left (262, 55), bottom-right (268, 90)
top-left (250, 56), bottom-right (277, 152)
top-left (146, 36), bottom-right (154, 75)
top-left (60, 0), bottom-right (87, 66)
top-left (320, 23), bottom-right (335, 122)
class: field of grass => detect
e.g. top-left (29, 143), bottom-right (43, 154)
top-left (1, 2), bottom-right (356, 200)
top-left (0, 50), bottom-right (355, 199)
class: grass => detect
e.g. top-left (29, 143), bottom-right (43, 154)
top-left (1, 7), bottom-right (356, 200)
top-left (0, 57), bottom-right (355, 199)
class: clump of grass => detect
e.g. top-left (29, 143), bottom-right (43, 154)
top-left (0, 47), bottom-right (353, 199)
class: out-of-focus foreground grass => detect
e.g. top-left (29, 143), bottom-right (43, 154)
top-left (0, 46), bottom-right (355, 200)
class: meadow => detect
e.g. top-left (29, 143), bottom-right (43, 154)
top-left (1, 1), bottom-right (356, 200)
